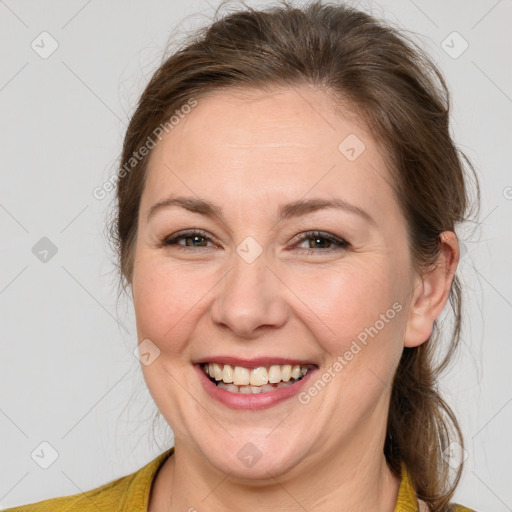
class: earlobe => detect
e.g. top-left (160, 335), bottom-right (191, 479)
top-left (404, 231), bottom-right (460, 348)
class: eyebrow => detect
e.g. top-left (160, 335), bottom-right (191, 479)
top-left (146, 195), bottom-right (376, 225)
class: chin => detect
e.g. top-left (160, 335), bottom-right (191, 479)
top-left (194, 433), bottom-right (310, 482)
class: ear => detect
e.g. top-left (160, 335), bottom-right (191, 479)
top-left (404, 231), bottom-right (460, 348)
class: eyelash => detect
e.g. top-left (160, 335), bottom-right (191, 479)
top-left (159, 229), bottom-right (349, 255)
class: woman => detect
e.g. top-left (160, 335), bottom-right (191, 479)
top-left (6, 1), bottom-right (479, 511)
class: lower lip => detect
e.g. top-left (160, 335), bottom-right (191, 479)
top-left (194, 364), bottom-right (317, 410)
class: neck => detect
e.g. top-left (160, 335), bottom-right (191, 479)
top-left (149, 423), bottom-right (400, 512)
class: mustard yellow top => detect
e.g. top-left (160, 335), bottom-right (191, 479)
top-left (3, 448), bottom-right (476, 511)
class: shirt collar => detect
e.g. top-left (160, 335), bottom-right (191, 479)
top-left (394, 462), bottom-right (421, 512)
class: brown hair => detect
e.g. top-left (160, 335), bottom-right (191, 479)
top-left (109, 1), bottom-right (479, 510)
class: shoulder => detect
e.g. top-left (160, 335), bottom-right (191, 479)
top-left (419, 499), bottom-right (477, 512)
top-left (1, 471), bottom-right (135, 512)
top-left (399, 464), bottom-right (478, 512)
top-left (2, 448), bottom-right (174, 512)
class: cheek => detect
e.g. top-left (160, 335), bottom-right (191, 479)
top-left (289, 258), bottom-right (402, 352)
top-left (132, 256), bottom-right (211, 356)
top-left (132, 245), bottom-right (409, 369)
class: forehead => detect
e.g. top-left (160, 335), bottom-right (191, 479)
top-left (142, 86), bottom-right (399, 224)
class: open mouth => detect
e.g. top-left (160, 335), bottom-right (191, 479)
top-left (201, 363), bottom-right (314, 394)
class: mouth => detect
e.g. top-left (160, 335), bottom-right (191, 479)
top-left (200, 362), bottom-right (315, 394)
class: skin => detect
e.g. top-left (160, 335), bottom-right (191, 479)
top-left (130, 85), bottom-right (459, 512)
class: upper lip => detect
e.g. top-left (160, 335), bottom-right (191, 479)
top-left (193, 356), bottom-right (318, 369)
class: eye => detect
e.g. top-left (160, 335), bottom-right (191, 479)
top-left (159, 229), bottom-right (349, 255)
top-left (160, 230), bottom-right (217, 250)
top-left (292, 231), bottom-right (349, 255)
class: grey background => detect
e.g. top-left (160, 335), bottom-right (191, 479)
top-left (1, 0), bottom-right (511, 510)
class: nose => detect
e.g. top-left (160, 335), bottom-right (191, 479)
top-left (210, 251), bottom-right (289, 339)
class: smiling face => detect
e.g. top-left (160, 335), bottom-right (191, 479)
top-left (131, 85), bottom-right (417, 480)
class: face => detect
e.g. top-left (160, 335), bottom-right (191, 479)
top-left (131, 86), bottom-right (416, 480)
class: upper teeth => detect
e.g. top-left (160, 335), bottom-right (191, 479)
top-left (204, 363), bottom-right (309, 387)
